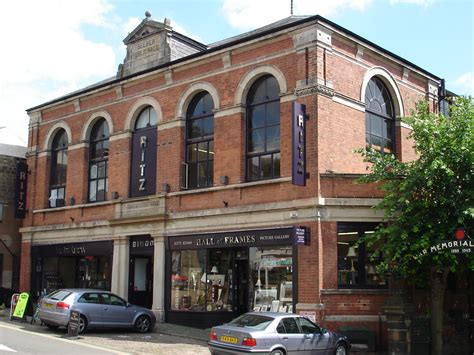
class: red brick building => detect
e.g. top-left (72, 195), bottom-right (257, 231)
top-left (20, 13), bottom-right (445, 347)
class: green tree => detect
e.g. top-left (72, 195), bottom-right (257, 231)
top-left (358, 97), bottom-right (474, 355)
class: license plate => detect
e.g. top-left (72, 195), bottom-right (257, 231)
top-left (220, 335), bottom-right (238, 344)
top-left (43, 303), bottom-right (53, 309)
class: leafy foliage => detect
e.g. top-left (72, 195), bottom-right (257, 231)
top-left (357, 97), bottom-right (474, 283)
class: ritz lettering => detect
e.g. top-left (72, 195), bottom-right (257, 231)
top-left (138, 136), bottom-right (147, 191)
top-left (296, 113), bottom-right (305, 174)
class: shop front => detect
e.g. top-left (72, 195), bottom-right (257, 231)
top-left (165, 226), bottom-right (308, 328)
top-left (31, 240), bottom-right (113, 297)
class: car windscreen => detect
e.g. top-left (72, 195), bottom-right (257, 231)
top-left (228, 314), bottom-right (273, 330)
top-left (46, 290), bottom-right (72, 301)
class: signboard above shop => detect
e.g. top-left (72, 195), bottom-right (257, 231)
top-left (168, 227), bottom-right (310, 250)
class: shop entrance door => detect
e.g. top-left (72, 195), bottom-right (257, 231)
top-left (129, 256), bottom-right (153, 309)
top-left (233, 250), bottom-right (249, 315)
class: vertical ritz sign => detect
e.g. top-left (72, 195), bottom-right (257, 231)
top-left (292, 102), bottom-right (307, 186)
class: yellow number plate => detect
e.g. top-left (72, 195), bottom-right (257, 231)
top-left (44, 303), bottom-right (53, 309)
top-left (221, 335), bottom-right (238, 344)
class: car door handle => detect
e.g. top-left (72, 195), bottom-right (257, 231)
top-left (282, 337), bottom-right (288, 340)
top-left (103, 308), bottom-right (108, 311)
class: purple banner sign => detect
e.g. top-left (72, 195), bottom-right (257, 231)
top-left (130, 127), bottom-right (157, 197)
top-left (292, 102), bottom-right (307, 186)
top-left (14, 161), bottom-right (28, 219)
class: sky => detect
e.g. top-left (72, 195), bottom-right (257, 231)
top-left (0, 0), bottom-right (472, 147)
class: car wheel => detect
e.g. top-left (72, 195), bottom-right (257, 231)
top-left (270, 349), bottom-right (286, 355)
top-left (134, 315), bottom-right (151, 333)
top-left (78, 315), bottom-right (87, 334)
top-left (45, 323), bottom-right (58, 330)
top-left (335, 343), bottom-right (347, 355)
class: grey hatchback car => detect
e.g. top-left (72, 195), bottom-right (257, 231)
top-left (208, 312), bottom-right (350, 355)
top-left (38, 289), bottom-right (156, 334)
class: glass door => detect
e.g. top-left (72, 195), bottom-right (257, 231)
top-left (129, 256), bottom-right (153, 308)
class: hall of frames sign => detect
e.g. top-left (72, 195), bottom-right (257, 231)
top-left (292, 102), bottom-right (308, 186)
top-left (130, 127), bottom-right (157, 197)
top-left (168, 227), bottom-right (310, 250)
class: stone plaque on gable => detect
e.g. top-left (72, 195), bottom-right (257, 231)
top-left (117, 12), bottom-right (206, 78)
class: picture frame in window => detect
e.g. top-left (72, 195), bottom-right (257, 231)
top-left (254, 288), bottom-right (278, 307)
top-left (279, 281), bottom-right (292, 302)
top-left (279, 305), bottom-right (287, 312)
top-left (270, 300), bottom-right (280, 312)
top-left (260, 305), bottom-right (269, 311)
top-left (253, 306), bottom-right (261, 312)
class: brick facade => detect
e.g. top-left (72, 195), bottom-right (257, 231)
top-left (20, 15), bottom-right (446, 348)
top-left (0, 144), bottom-right (26, 290)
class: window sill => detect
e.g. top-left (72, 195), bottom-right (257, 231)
top-left (33, 200), bottom-right (115, 214)
top-left (170, 177), bottom-right (291, 197)
top-left (322, 288), bottom-right (390, 295)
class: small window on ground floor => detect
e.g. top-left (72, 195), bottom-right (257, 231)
top-left (337, 222), bottom-right (386, 288)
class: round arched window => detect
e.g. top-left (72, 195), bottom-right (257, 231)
top-left (246, 75), bottom-right (280, 181)
top-left (185, 92), bottom-right (214, 189)
top-left (365, 77), bottom-right (395, 154)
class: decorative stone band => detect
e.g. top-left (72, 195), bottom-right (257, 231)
top-left (295, 84), bottom-right (334, 98)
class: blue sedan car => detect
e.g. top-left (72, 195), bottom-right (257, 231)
top-left (38, 288), bottom-right (156, 334)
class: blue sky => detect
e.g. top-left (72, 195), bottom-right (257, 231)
top-left (0, 0), bottom-right (472, 146)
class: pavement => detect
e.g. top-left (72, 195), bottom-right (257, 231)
top-left (0, 307), bottom-right (387, 354)
top-left (0, 307), bottom-right (211, 354)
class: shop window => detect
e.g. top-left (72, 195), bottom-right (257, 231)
top-left (170, 246), bottom-right (294, 313)
top-left (246, 75), bottom-right (280, 182)
top-left (184, 92), bottom-right (214, 189)
top-left (365, 77), bottom-right (395, 154)
top-left (49, 129), bottom-right (68, 207)
top-left (337, 222), bottom-right (386, 288)
top-left (249, 246), bottom-right (293, 312)
top-left (88, 118), bottom-right (109, 202)
top-left (171, 249), bottom-right (207, 311)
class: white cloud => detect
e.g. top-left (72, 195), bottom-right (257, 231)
top-left (0, 0), bottom-right (117, 146)
top-left (389, 0), bottom-right (434, 6)
top-left (453, 72), bottom-right (474, 96)
top-left (221, 0), bottom-right (373, 30)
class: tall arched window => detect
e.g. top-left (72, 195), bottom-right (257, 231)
top-left (185, 92), bottom-right (214, 189)
top-left (88, 118), bottom-right (109, 202)
top-left (365, 77), bottom-right (395, 154)
top-left (246, 75), bottom-right (280, 181)
top-left (49, 129), bottom-right (68, 207)
top-left (130, 106), bottom-right (157, 197)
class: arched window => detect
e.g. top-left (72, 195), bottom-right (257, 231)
top-left (135, 106), bottom-right (158, 130)
top-left (88, 118), bottom-right (109, 202)
top-left (130, 106), bottom-right (157, 197)
top-left (365, 77), bottom-right (395, 154)
top-left (246, 75), bottom-right (280, 181)
top-left (185, 92), bottom-right (214, 189)
top-left (49, 129), bottom-right (68, 207)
